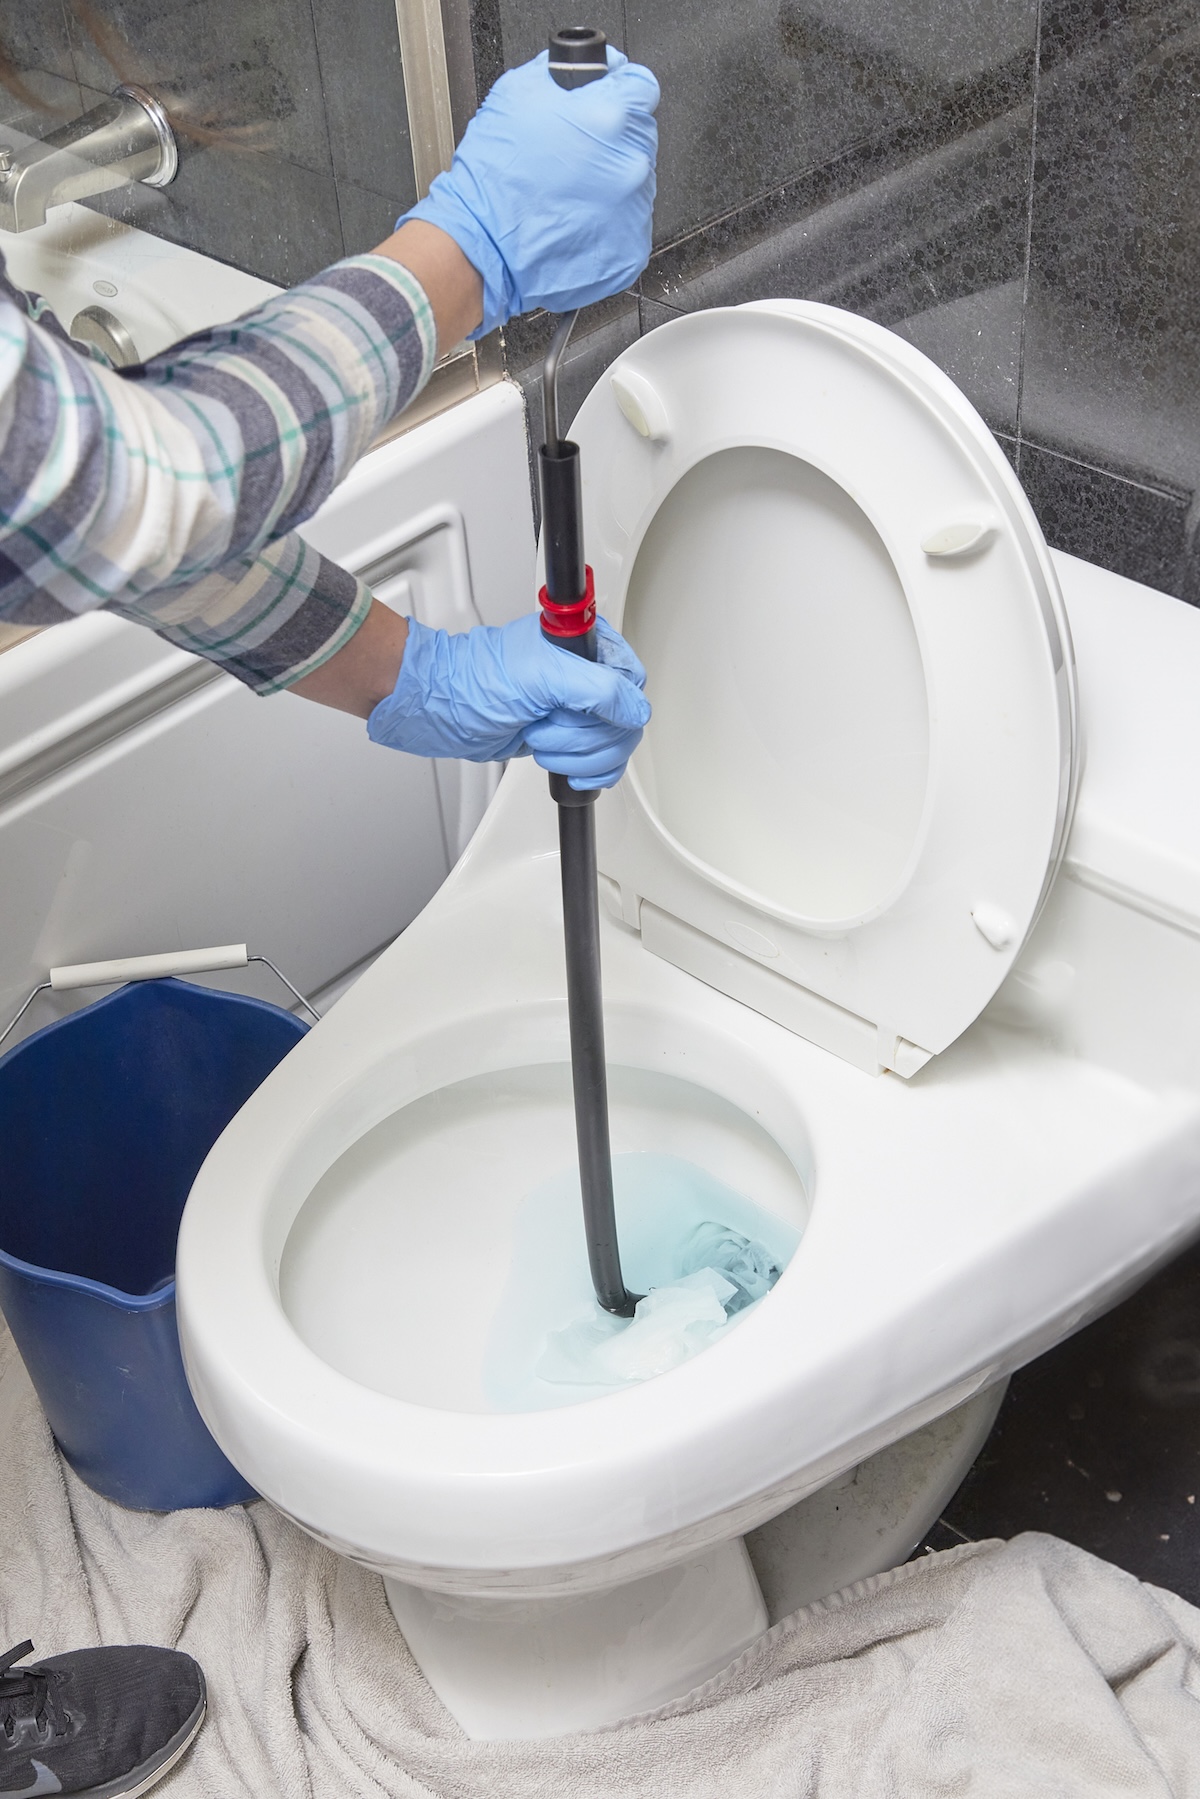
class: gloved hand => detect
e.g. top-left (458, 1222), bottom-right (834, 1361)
top-left (400, 49), bottom-right (659, 338)
top-left (368, 612), bottom-right (650, 790)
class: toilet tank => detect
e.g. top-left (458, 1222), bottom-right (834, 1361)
top-left (985, 549), bottom-right (1200, 1092)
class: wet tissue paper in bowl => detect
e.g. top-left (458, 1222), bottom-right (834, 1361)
top-left (484, 1153), bottom-right (799, 1411)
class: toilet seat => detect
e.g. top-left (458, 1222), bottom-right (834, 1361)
top-left (575, 302), bottom-right (1079, 1072)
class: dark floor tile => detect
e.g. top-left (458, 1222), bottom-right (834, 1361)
top-left (311, 0), bottom-right (414, 210)
top-left (1016, 441), bottom-right (1190, 596)
top-left (626, 0), bottom-right (1036, 246)
top-left (938, 1234), bottom-right (1200, 1604)
top-left (911, 1517), bottom-right (977, 1558)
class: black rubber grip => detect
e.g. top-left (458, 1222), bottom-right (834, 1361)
top-left (549, 25), bottom-right (608, 87)
top-left (539, 441), bottom-right (585, 604)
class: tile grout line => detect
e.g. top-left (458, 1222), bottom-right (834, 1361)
top-left (1014, 0), bottom-right (1043, 479)
top-left (638, 102), bottom-right (1031, 326)
top-left (304, 0), bottom-right (347, 260)
top-left (56, 0), bottom-right (83, 103)
top-left (1020, 437), bottom-right (1191, 505)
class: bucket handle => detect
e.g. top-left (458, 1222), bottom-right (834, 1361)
top-left (0, 944), bottom-right (320, 1051)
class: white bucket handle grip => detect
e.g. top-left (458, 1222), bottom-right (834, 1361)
top-left (0, 944), bottom-right (318, 1052)
top-left (49, 944), bottom-right (249, 990)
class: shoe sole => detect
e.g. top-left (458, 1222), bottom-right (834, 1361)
top-left (83, 1672), bottom-right (208, 1799)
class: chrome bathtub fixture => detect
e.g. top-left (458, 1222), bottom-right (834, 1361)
top-left (0, 86), bottom-right (177, 234)
top-left (68, 304), bottom-right (141, 368)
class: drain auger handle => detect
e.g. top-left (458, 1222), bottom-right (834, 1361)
top-left (538, 28), bottom-right (639, 1320)
top-left (548, 24), bottom-right (610, 89)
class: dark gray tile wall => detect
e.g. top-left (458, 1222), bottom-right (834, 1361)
top-left (486, 0), bottom-right (1200, 603)
top-left (8, 1), bottom-right (1196, 595)
top-left (0, 0), bottom-right (416, 287)
top-left (1017, 443), bottom-right (1192, 595)
top-left (1019, 0), bottom-right (1200, 559)
top-left (0, 0), bottom-right (82, 126)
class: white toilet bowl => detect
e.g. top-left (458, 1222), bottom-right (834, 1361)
top-left (177, 303), bottom-right (1200, 1738)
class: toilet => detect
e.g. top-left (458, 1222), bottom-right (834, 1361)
top-left (176, 302), bottom-right (1200, 1739)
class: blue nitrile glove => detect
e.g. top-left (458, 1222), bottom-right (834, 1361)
top-left (367, 613), bottom-right (650, 791)
top-left (399, 48), bottom-right (659, 338)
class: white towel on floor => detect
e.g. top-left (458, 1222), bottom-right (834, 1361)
top-left (2, 1315), bottom-right (1199, 1798)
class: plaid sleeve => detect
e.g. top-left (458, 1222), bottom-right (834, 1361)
top-left (0, 253), bottom-right (437, 691)
top-left (107, 533), bottom-right (374, 696)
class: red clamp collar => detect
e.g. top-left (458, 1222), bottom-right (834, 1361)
top-left (539, 566), bottom-right (596, 640)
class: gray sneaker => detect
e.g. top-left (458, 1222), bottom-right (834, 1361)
top-left (0, 1640), bottom-right (205, 1798)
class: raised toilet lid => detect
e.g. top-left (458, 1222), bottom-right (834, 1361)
top-left (570, 302), bottom-right (1078, 1075)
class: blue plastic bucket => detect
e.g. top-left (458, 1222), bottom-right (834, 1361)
top-left (0, 977), bottom-right (306, 1510)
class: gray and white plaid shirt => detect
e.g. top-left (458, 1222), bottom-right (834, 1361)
top-left (0, 251), bottom-right (436, 693)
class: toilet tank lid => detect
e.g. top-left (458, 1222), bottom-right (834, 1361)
top-left (1055, 550), bottom-right (1200, 931)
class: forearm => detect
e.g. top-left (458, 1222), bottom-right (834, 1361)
top-left (121, 224), bottom-right (483, 580)
top-left (123, 255), bottom-right (438, 568)
top-left (120, 228), bottom-right (477, 695)
top-left (288, 599), bottom-right (408, 715)
top-left (270, 228), bottom-right (477, 710)
top-left (1, 30), bottom-right (651, 711)
top-left (0, 232), bottom-right (476, 697)
top-left (0, 250), bottom-right (441, 633)
top-left (374, 221), bottom-right (482, 352)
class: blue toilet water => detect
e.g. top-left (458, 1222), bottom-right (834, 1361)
top-left (485, 1152), bottom-right (801, 1411)
top-left (0, 977), bottom-right (306, 1510)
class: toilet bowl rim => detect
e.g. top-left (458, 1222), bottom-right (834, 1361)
top-left (173, 769), bottom-right (1066, 1493)
top-left (177, 993), bottom-right (823, 1449)
top-left (173, 805), bottom-right (940, 1565)
top-left (177, 950), bottom-right (1131, 1531)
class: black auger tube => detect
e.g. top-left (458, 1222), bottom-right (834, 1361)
top-left (536, 44), bottom-right (637, 1315)
top-left (542, 563), bottom-right (637, 1316)
top-left (550, 774), bottom-right (636, 1316)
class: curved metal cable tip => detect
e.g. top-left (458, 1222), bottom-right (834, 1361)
top-left (542, 309), bottom-right (580, 452)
